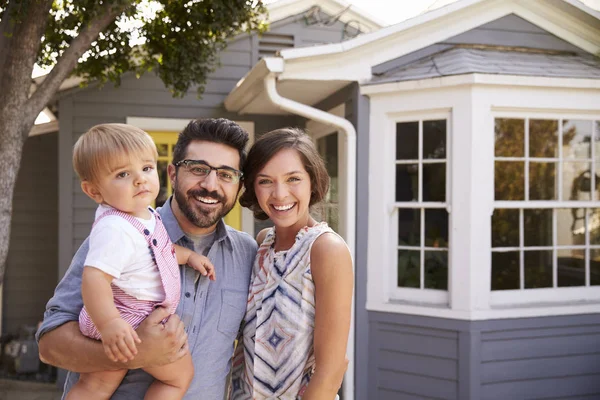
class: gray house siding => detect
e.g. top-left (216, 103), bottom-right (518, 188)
top-left (368, 312), bottom-right (600, 400)
top-left (364, 11), bottom-right (600, 400)
top-left (55, 12), bottom-right (361, 278)
top-left (373, 14), bottom-right (587, 76)
top-left (3, 132), bottom-right (58, 334)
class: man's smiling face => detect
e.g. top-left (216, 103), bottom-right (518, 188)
top-left (169, 140), bottom-right (241, 234)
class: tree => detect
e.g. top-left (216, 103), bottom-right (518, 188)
top-left (0, 0), bottom-right (267, 283)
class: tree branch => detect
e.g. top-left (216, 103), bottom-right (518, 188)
top-left (25, 2), bottom-right (130, 133)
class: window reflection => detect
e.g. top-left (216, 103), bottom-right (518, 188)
top-left (398, 209), bottom-right (420, 246)
top-left (557, 249), bottom-right (585, 287)
top-left (492, 209), bottom-right (519, 247)
top-left (398, 250), bottom-right (420, 288)
top-left (492, 252), bottom-right (520, 290)
top-left (529, 119), bottom-right (558, 158)
top-left (424, 251), bottom-right (448, 290)
top-left (495, 161), bottom-right (524, 200)
top-left (422, 164), bottom-right (445, 202)
top-left (495, 119), bottom-right (524, 157)
top-left (524, 250), bottom-right (552, 288)
top-left (396, 164), bottom-right (418, 202)
top-left (396, 122), bottom-right (418, 160)
top-left (423, 120), bottom-right (446, 159)
top-left (524, 209), bottom-right (552, 247)
top-left (529, 162), bottom-right (556, 200)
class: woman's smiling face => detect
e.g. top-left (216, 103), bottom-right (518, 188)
top-left (254, 148), bottom-right (312, 231)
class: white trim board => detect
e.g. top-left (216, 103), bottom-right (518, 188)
top-left (365, 78), bottom-right (600, 321)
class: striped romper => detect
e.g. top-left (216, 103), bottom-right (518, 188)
top-left (79, 207), bottom-right (180, 340)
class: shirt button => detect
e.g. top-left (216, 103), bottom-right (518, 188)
top-left (185, 292), bottom-right (191, 298)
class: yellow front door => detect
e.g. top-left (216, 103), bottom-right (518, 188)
top-left (149, 131), bottom-right (242, 231)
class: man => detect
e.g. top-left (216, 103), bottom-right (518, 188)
top-left (36, 118), bottom-right (258, 399)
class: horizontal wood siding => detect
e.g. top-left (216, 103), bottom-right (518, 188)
top-left (442, 14), bottom-right (585, 53)
top-left (3, 133), bottom-right (58, 334)
top-left (479, 315), bottom-right (600, 400)
top-left (369, 312), bottom-right (460, 400)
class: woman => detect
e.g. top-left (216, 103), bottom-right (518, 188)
top-left (231, 128), bottom-right (353, 400)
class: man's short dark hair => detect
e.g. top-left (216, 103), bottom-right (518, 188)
top-left (173, 118), bottom-right (250, 168)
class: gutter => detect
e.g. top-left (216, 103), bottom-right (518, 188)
top-left (264, 73), bottom-right (357, 400)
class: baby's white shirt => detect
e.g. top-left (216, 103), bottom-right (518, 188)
top-left (84, 205), bottom-right (166, 301)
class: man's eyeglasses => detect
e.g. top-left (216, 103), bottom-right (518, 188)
top-left (174, 160), bottom-right (243, 184)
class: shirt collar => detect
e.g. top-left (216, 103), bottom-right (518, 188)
top-left (158, 196), bottom-right (231, 246)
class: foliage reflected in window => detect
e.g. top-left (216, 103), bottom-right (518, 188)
top-left (492, 118), bottom-right (600, 290)
top-left (396, 119), bottom-right (448, 291)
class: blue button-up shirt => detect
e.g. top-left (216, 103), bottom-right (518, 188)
top-left (36, 199), bottom-right (257, 399)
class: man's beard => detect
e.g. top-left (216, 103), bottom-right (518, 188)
top-left (173, 185), bottom-right (235, 229)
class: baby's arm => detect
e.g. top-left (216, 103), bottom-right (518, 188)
top-left (174, 245), bottom-right (216, 281)
top-left (81, 267), bottom-right (141, 362)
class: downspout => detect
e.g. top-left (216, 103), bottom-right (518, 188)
top-left (264, 73), bottom-right (357, 400)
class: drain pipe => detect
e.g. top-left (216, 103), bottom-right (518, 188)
top-left (264, 73), bottom-right (356, 400)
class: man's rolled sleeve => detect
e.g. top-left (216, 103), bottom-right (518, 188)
top-left (35, 238), bottom-right (90, 342)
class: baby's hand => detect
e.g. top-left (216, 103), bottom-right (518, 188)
top-left (188, 253), bottom-right (216, 281)
top-left (99, 318), bottom-right (141, 363)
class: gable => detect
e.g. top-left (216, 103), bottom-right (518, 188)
top-left (442, 14), bottom-right (587, 54)
top-left (372, 13), bottom-right (590, 76)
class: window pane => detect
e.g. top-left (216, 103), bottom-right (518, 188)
top-left (423, 120), bottom-right (446, 159)
top-left (524, 209), bottom-right (552, 247)
top-left (425, 209), bottom-right (448, 247)
top-left (524, 250), bottom-right (553, 288)
top-left (590, 209), bottom-right (600, 245)
top-left (495, 118), bottom-right (524, 157)
top-left (422, 164), bottom-right (445, 202)
top-left (424, 251), bottom-right (447, 290)
top-left (156, 160), bottom-right (169, 208)
top-left (495, 161), bottom-right (524, 200)
top-left (557, 208), bottom-right (585, 246)
top-left (529, 119), bottom-right (558, 158)
top-left (398, 250), bottom-right (420, 288)
top-left (562, 120), bottom-right (592, 160)
top-left (529, 162), bottom-right (556, 200)
top-left (563, 162), bottom-right (592, 201)
top-left (396, 122), bottom-right (418, 160)
top-left (491, 251), bottom-right (520, 290)
top-left (156, 143), bottom-right (168, 157)
top-left (492, 209), bottom-right (519, 248)
top-left (396, 164), bottom-right (418, 201)
top-left (398, 209), bottom-right (420, 246)
top-left (557, 249), bottom-right (585, 287)
top-left (591, 249), bottom-right (600, 286)
top-left (596, 121), bottom-right (600, 160)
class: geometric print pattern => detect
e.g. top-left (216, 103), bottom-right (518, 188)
top-left (231, 222), bottom-right (333, 399)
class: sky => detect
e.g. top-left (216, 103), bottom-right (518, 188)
top-left (341, 0), bottom-right (600, 26)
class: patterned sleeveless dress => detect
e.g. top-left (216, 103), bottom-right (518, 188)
top-left (79, 207), bottom-right (180, 340)
top-left (231, 222), bottom-right (334, 400)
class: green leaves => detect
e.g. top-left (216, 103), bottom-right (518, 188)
top-left (35, 0), bottom-right (267, 97)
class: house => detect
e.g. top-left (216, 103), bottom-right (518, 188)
top-left (4, 0), bottom-right (600, 398)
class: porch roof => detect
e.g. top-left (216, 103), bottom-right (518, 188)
top-left (366, 46), bottom-right (600, 85)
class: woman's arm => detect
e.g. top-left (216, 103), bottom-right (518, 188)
top-left (302, 233), bottom-right (353, 400)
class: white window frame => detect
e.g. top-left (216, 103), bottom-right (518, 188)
top-left (490, 111), bottom-right (600, 307)
top-left (388, 111), bottom-right (452, 305)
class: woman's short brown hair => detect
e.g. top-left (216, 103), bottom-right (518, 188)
top-left (239, 127), bottom-right (329, 220)
top-left (73, 123), bottom-right (158, 183)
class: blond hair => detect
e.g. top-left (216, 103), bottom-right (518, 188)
top-left (73, 123), bottom-right (158, 183)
